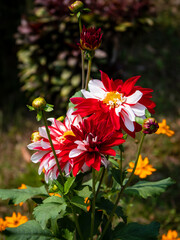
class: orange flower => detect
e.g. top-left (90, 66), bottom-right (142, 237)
top-left (49, 193), bottom-right (61, 197)
top-left (5, 212), bottom-right (28, 228)
top-left (0, 218), bottom-right (7, 232)
top-left (162, 230), bottom-right (180, 240)
top-left (17, 184), bottom-right (27, 206)
top-left (84, 197), bottom-right (91, 211)
top-left (155, 119), bottom-right (174, 137)
top-left (127, 155), bottom-right (156, 178)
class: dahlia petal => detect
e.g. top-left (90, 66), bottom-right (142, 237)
top-left (27, 141), bottom-right (42, 150)
top-left (123, 104), bottom-right (135, 121)
top-left (81, 163), bottom-right (90, 172)
top-left (41, 140), bottom-right (51, 149)
top-left (81, 89), bottom-right (95, 99)
top-left (126, 90), bottom-right (143, 104)
top-left (39, 126), bottom-right (48, 139)
top-left (69, 149), bottom-right (84, 158)
top-left (121, 76), bottom-right (141, 95)
top-left (121, 112), bottom-right (135, 132)
top-left (88, 80), bottom-right (106, 99)
top-left (131, 103), bottom-right (146, 116)
top-left (31, 151), bottom-right (49, 163)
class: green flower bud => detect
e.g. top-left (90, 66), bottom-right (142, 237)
top-left (57, 116), bottom-right (65, 122)
top-left (69, 1), bottom-right (84, 13)
top-left (31, 131), bottom-right (42, 142)
top-left (32, 97), bottom-right (46, 110)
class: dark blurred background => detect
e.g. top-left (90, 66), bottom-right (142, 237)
top-left (0, 0), bottom-right (180, 236)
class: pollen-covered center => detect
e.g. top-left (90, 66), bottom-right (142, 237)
top-left (58, 130), bottom-right (75, 143)
top-left (103, 91), bottom-right (126, 108)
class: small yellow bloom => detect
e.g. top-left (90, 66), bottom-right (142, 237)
top-left (84, 197), bottom-right (91, 211)
top-left (0, 218), bottom-right (7, 232)
top-left (162, 230), bottom-right (180, 240)
top-left (5, 212), bottom-right (28, 228)
top-left (155, 119), bottom-right (174, 137)
top-left (49, 193), bottom-right (61, 198)
top-left (127, 155), bottom-right (156, 178)
top-left (17, 184), bottom-right (27, 206)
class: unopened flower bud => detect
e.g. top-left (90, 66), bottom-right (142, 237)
top-left (142, 118), bottom-right (159, 134)
top-left (32, 97), bottom-right (46, 110)
top-left (79, 25), bottom-right (103, 51)
top-left (69, 1), bottom-right (84, 13)
top-left (31, 131), bottom-right (42, 142)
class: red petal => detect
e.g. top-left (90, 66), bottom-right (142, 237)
top-left (121, 76), bottom-right (141, 96)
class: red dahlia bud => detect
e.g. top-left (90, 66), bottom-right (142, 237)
top-left (79, 25), bottom-right (103, 51)
top-left (31, 131), bottom-right (42, 142)
top-left (32, 97), bottom-right (46, 110)
top-left (142, 118), bottom-right (159, 134)
top-left (69, 1), bottom-right (84, 13)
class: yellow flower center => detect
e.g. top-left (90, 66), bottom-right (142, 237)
top-left (103, 91), bottom-right (126, 108)
top-left (58, 130), bottom-right (75, 142)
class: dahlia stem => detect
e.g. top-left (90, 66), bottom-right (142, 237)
top-left (78, 13), bottom-right (85, 89)
top-left (90, 168), bottom-right (96, 240)
top-left (99, 133), bottom-right (145, 240)
top-left (42, 111), bottom-right (64, 184)
top-left (71, 206), bottom-right (84, 240)
top-left (95, 167), bottom-right (105, 199)
top-left (85, 57), bottom-right (92, 90)
top-left (119, 147), bottom-right (123, 186)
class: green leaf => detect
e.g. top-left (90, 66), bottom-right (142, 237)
top-left (109, 157), bottom-right (119, 168)
top-left (135, 117), bottom-right (144, 125)
top-left (97, 198), bottom-right (127, 223)
top-left (0, 185), bottom-right (48, 205)
top-left (37, 111), bottom-right (42, 121)
top-left (113, 222), bottom-right (160, 240)
top-left (71, 196), bottom-right (87, 211)
top-left (68, 90), bottom-right (82, 109)
top-left (145, 109), bottom-right (151, 118)
top-left (125, 178), bottom-right (175, 199)
top-left (5, 220), bottom-right (54, 240)
top-left (57, 216), bottom-right (75, 240)
top-left (26, 105), bottom-right (35, 111)
top-left (111, 168), bottom-right (121, 185)
top-left (33, 196), bottom-right (67, 229)
top-left (64, 177), bottom-right (75, 195)
top-left (75, 185), bottom-right (92, 198)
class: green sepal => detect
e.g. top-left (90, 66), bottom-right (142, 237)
top-left (76, 11), bottom-right (81, 18)
top-left (44, 103), bottom-right (54, 112)
top-left (27, 105), bottom-right (35, 111)
top-left (36, 111), bottom-right (42, 121)
top-left (83, 8), bottom-right (91, 12)
top-left (145, 109), bottom-right (151, 118)
top-left (135, 117), bottom-right (144, 125)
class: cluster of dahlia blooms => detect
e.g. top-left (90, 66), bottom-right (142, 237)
top-left (28, 69), bottom-right (156, 182)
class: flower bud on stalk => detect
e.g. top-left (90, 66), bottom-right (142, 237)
top-left (32, 97), bottom-right (46, 110)
top-left (69, 1), bottom-right (84, 13)
top-left (31, 131), bottom-right (42, 143)
top-left (79, 25), bottom-right (103, 52)
top-left (142, 118), bottom-right (159, 134)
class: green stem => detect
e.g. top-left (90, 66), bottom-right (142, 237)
top-left (42, 111), bottom-right (64, 184)
top-left (119, 147), bottom-right (123, 186)
top-left (85, 57), bottom-right (92, 90)
top-left (71, 206), bottom-right (84, 240)
top-left (90, 169), bottom-right (96, 240)
top-left (95, 167), bottom-right (105, 199)
top-left (78, 14), bottom-right (85, 89)
top-left (99, 133), bottom-right (145, 240)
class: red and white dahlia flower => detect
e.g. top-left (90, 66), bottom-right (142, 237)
top-left (59, 117), bottom-right (125, 176)
top-left (27, 108), bottom-right (82, 182)
top-left (71, 71), bottom-right (156, 137)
